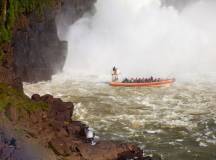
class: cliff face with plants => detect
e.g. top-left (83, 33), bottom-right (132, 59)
top-left (0, 0), bottom-right (96, 83)
top-left (0, 0), bottom-right (58, 88)
top-left (12, 0), bottom-right (67, 82)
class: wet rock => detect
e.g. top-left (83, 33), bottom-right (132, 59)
top-left (49, 138), bottom-right (71, 156)
top-left (13, 11), bottom-right (67, 82)
top-left (65, 153), bottom-right (86, 160)
top-left (48, 98), bottom-right (73, 123)
top-left (74, 141), bottom-right (141, 160)
top-left (56, 0), bottom-right (96, 40)
top-left (0, 43), bottom-right (23, 91)
top-left (31, 94), bottom-right (41, 101)
top-left (161, 0), bottom-right (199, 11)
top-left (13, 0), bottom-right (96, 83)
top-left (67, 122), bottom-right (83, 136)
top-left (40, 94), bottom-right (54, 103)
top-left (5, 106), bottom-right (18, 122)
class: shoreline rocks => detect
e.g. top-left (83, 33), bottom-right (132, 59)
top-left (0, 93), bottom-right (159, 160)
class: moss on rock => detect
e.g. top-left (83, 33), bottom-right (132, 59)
top-left (0, 83), bottom-right (48, 112)
top-left (0, 0), bottom-right (53, 42)
top-left (0, 0), bottom-right (53, 62)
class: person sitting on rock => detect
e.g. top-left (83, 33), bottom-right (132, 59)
top-left (85, 127), bottom-right (96, 145)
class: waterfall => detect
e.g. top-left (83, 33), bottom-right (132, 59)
top-left (61, 0), bottom-right (216, 79)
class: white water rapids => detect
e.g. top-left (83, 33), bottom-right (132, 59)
top-left (24, 0), bottom-right (216, 159)
top-left (24, 75), bottom-right (216, 159)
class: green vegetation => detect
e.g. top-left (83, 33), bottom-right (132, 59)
top-left (17, 0), bottom-right (53, 15)
top-left (0, 49), bottom-right (4, 63)
top-left (0, 26), bottom-right (11, 43)
top-left (0, 0), bottom-right (53, 43)
top-left (0, 0), bottom-right (53, 62)
top-left (0, 83), bottom-right (48, 112)
top-left (0, 1), bottom-right (52, 110)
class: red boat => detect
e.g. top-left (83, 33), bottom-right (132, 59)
top-left (110, 79), bottom-right (175, 87)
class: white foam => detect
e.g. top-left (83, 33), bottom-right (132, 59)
top-left (199, 142), bottom-right (208, 147)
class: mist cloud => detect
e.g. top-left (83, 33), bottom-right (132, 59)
top-left (62, 0), bottom-right (216, 79)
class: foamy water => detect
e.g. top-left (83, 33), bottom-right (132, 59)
top-left (24, 75), bottom-right (216, 159)
top-left (31, 0), bottom-right (216, 158)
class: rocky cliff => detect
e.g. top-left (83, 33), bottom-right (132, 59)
top-left (161, 0), bottom-right (199, 10)
top-left (0, 0), bottom-right (96, 84)
top-left (13, 0), bottom-right (96, 82)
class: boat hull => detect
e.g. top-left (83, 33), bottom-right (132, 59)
top-left (109, 79), bottom-right (175, 87)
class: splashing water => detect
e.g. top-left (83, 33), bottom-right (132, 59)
top-left (63, 0), bottom-right (216, 79)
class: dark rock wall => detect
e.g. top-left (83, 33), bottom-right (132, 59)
top-left (56, 0), bottom-right (96, 40)
top-left (13, 0), bottom-right (96, 82)
top-left (13, 8), bottom-right (67, 82)
top-left (0, 43), bottom-right (22, 90)
top-left (161, 0), bottom-right (200, 10)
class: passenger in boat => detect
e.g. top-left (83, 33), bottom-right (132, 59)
top-left (138, 78), bottom-right (142, 83)
top-left (122, 78), bottom-right (129, 83)
top-left (150, 76), bottom-right (153, 82)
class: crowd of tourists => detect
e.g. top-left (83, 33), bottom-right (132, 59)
top-left (122, 76), bottom-right (162, 83)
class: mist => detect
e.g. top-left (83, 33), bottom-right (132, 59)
top-left (62, 0), bottom-right (216, 79)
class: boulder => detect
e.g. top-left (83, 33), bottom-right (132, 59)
top-left (31, 94), bottom-right (41, 101)
top-left (49, 138), bottom-right (71, 156)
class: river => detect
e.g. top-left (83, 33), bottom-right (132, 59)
top-left (24, 74), bottom-right (216, 160)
